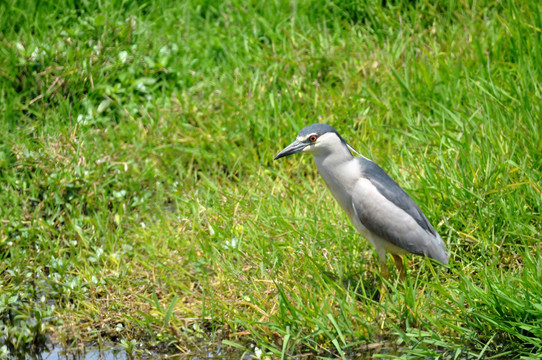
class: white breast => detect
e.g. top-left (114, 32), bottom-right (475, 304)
top-left (313, 155), bottom-right (372, 235)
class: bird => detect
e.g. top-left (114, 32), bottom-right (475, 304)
top-left (274, 124), bottom-right (448, 281)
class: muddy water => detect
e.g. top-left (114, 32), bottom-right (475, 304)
top-left (37, 346), bottom-right (136, 360)
top-left (27, 343), bottom-right (255, 360)
top-left (21, 339), bottom-right (398, 359)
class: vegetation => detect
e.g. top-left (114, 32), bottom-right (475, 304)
top-left (1, 0), bottom-right (541, 358)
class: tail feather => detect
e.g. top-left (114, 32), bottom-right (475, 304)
top-left (427, 233), bottom-right (449, 264)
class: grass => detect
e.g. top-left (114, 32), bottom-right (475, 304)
top-left (1, 0), bottom-right (541, 358)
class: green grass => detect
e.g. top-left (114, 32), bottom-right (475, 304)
top-left (1, 0), bottom-right (541, 358)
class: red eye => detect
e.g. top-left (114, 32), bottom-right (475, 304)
top-left (309, 135), bottom-right (317, 142)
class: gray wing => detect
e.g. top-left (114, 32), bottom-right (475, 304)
top-left (360, 158), bottom-right (437, 236)
top-left (351, 158), bottom-right (445, 259)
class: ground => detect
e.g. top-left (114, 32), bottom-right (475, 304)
top-left (0, 0), bottom-right (541, 358)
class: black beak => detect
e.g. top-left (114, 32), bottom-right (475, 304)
top-left (273, 140), bottom-right (307, 160)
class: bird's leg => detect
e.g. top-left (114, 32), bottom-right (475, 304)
top-left (378, 254), bottom-right (389, 301)
top-left (380, 259), bottom-right (389, 280)
top-left (392, 254), bottom-right (406, 281)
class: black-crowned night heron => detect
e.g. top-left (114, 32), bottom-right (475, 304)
top-left (274, 124), bottom-right (448, 281)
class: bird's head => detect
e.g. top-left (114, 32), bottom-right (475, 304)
top-left (274, 123), bottom-right (358, 160)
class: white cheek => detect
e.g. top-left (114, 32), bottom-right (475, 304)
top-left (302, 143), bottom-right (317, 152)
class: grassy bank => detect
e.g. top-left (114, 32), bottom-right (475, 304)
top-left (1, 0), bottom-right (541, 358)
